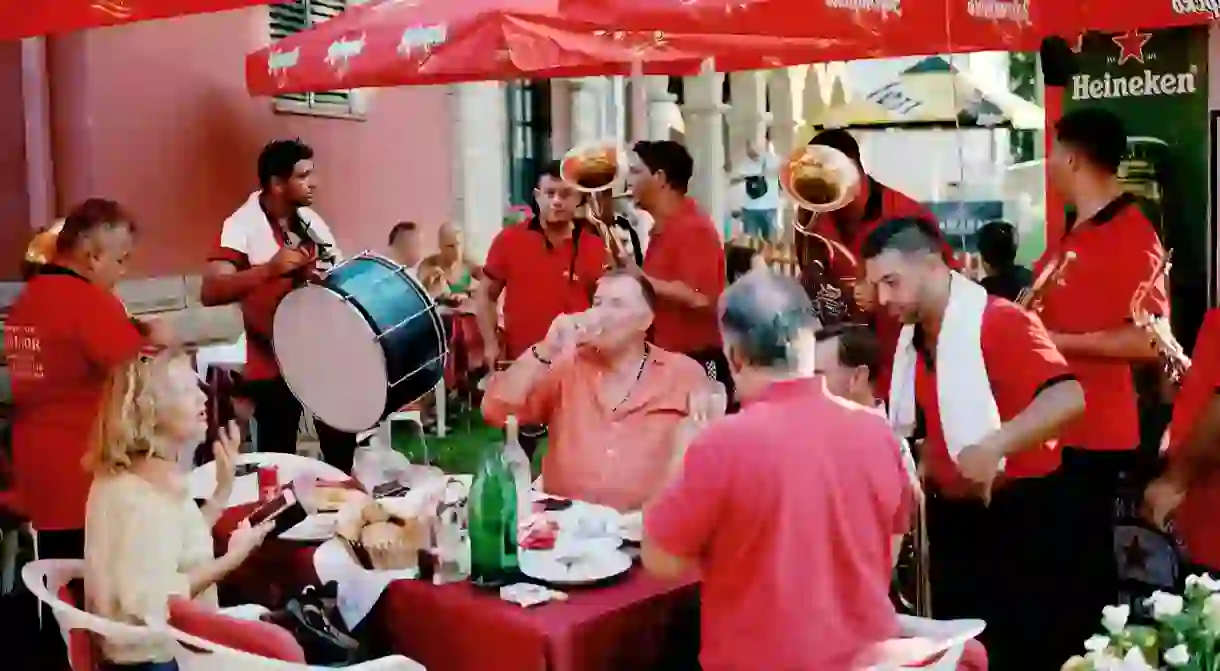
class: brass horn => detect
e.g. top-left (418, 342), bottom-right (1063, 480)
top-left (25, 219), bottom-right (65, 266)
top-left (560, 140), bottom-right (629, 264)
top-left (782, 143), bottom-right (862, 236)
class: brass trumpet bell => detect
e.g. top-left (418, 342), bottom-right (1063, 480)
top-left (25, 219), bottom-right (65, 265)
top-left (560, 141), bottom-right (627, 194)
top-left (781, 144), bottom-right (861, 235)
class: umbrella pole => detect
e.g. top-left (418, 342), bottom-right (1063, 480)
top-left (629, 59), bottom-right (647, 144)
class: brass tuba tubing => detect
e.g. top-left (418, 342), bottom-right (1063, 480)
top-left (560, 140), bottom-right (631, 265)
top-left (782, 143), bottom-right (864, 283)
top-left (1016, 251), bottom-right (1075, 312)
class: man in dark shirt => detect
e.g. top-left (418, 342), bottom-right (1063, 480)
top-left (975, 220), bottom-right (1033, 302)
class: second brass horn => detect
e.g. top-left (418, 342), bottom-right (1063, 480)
top-left (560, 140), bottom-right (629, 263)
top-left (782, 143), bottom-right (862, 235)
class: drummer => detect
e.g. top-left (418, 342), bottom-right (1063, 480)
top-left (200, 139), bottom-right (358, 473)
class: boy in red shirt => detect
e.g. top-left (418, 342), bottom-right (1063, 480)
top-left (644, 271), bottom-right (914, 670)
top-left (5, 199), bottom-right (170, 559)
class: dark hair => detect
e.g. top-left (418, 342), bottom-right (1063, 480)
top-left (719, 271), bottom-right (817, 370)
top-left (388, 221), bottom-right (418, 245)
top-left (725, 244), bottom-right (759, 284)
top-left (56, 199), bottom-right (137, 255)
top-left (815, 322), bottom-right (879, 381)
top-left (1055, 107), bottom-right (1126, 175)
top-left (538, 159), bottom-right (563, 185)
top-left (257, 139), bottom-right (314, 189)
top-left (860, 216), bottom-right (946, 261)
top-left (808, 128), bottom-right (862, 163)
top-left (600, 268), bottom-right (658, 311)
top-left (975, 220), bottom-right (1018, 269)
top-left (631, 140), bottom-right (693, 193)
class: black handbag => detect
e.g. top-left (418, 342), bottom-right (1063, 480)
top-left (744, 174), bottom-right (768, 200)
top-left (265, 582), bottom-right (364, 666)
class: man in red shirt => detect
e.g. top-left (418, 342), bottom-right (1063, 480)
top-left (1038, 108), bottom-right (1169, 621)
top-left (201, 139), bottom-right (357, 473)
top-left (644, 270), bottom-right (915, 670)
top-left (803, 129), bottom-right (956, 399)
top-left (624, 140), bottom-right (729, 394)
top-left (4, 199), bottom-right (170, 559)
top-left (861, 216), bottom-right (1085, 671)
top-left (1144, 309), bottom-right (1220, 575)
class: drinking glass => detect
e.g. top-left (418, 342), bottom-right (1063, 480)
top-left (690, 380), bottom-right (728, 422)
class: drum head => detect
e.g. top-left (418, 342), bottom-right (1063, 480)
top-left (273, 285), bottom-right (389, 432)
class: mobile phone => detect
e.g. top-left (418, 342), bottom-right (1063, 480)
top-left (234, 462), bottom-right (259, 478)
top-left (372, 481), bottom-right (411, 499)
top-left (247, 488), bottom-right (298, 526)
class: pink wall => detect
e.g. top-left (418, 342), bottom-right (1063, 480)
top-left (26, 7), bottom-right (453, 277)
top-left (0, 41), bottom-right (32, 278)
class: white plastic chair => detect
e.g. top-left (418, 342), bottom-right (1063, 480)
top-left (189, 453), bottom-right (349, 507)
top-left (22, 559), bottom-right (171, 669)
top-left (866, 616), bottom-right (985, 670)
top-left (159, 621), bottom-right (425, 671)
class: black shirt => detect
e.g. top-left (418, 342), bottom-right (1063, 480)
top-left (979, 265), bottom-right (1034, 302)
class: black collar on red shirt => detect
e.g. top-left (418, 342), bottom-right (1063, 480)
top-left (862, 176), bottom-right (885, 223)
top-left (1064, 192), bottom-right (1137, 234)
top-left (527, 217), bottom-right (587, 251)
top-left (38, 264), bottom-right (90, 283)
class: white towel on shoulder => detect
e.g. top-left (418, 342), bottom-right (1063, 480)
top-left (888, 272), bottom-right (1002, 464)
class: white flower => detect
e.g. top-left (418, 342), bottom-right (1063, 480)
top-left (1084, 635), bottom-right (1112, 653)
top-left (1187, 573), bottom-right (1220, 593)
top-left (1145, 591), bottom-right (1185, 620)
top-left (1101, 604), bottom-right (1130, 634)
top-left (1203, 593), bottom-right (1220, 633)
top-left (1164, 644), bottom-right (1191, 667)
top-left (1119, 647), bottom-right (1155, 671)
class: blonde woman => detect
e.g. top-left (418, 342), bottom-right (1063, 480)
top-left (83, 353), bottom-right (272, 670)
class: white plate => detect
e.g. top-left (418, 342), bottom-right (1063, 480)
top-left (616, 511), bottom-right (643, 543)
top-left (279, 513), bottom-right (339, 542)
top-left (520, 548), bottom-right (633, 585)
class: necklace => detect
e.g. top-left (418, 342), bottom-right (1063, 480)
top-left (610, 344), bottom-right (651, 413)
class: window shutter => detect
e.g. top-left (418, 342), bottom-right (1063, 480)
top-left (270, 0), bottom-right (353, 111)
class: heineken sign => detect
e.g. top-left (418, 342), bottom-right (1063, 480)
top-left (1172, 0), bottom-right (1220, 18)
top-left (1072, 69), bottom-right (1198, 100)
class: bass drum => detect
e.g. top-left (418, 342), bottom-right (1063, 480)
top-left (273, 252), bottom-right (447, 433)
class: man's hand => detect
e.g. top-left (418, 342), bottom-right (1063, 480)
top-left (852, 280), bottom-right (876, 312)
top-left (138, 317), bottom-right (176, 348)
top-left (267, 247), bottom-right (317, 276)
top-left (1143, 475), bottom-right (1186, 530)
top-left (537, 314), bottom-right (583, 362)
top-left (482, 339), bottom-right (501, 371)
top-left (957, 436), bottom-right (1005, 501)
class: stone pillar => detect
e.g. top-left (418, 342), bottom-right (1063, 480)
top-left (550, 79), bottom-right (573, 157)
top-left (451, 82), bottom-right (508, 262)
top-left (645, 76), bottom-right (679, 141)
top-left (681, 61), bottom-right (727, 227)
top-left (569, 77), bottom-right (605, 147)
top-left (768, 67), bottom-right (799, 239)
top-left (726, 71), bottom-right (768, 167)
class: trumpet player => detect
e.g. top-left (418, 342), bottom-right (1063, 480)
top-left (802, 130), bottom-right (958, 399)
top-left (625, 141), bottom-right (731, 396)
top-left (1039, 107), bottom-right (1169, 634)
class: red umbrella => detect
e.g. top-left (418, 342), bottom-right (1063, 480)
top-left (245, 0), bottom-right (847, 94)
top-left (0, 0), bottom-right (277, 41)
top-left (1072, 1), bottom-right (1219, 34)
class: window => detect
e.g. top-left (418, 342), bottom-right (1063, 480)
top-left (270, 0), bottom-right (360, 115)
top-left (506, 81), bottom-right (553, 209)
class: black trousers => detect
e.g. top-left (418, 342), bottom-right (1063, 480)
top-left (244, 377), bottom-right (358, 475)
top-left (685, 348), bottom-right (736, 412)
top-left (927, 474), bottom-right (1079, 671)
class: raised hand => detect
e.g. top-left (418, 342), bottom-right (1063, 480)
top-left (213, 420), bottom-right (242, 496)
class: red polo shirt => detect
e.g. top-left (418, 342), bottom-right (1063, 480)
top-left (808, 178), bottom-right (956, 399)
top-left (4, 267), bottom-right (144, 530)
top-left (642, 197), bottom-right (725, 354)
top-left (1165, 309), bottom-right (1220, 571)
top-left (1035, 193), bottom-right (1168, 451)
top-left (646, 378), bottom-right (912, 670)
top-left (484, 221), bottom-right (607, 360)
top-left (917, 298), bottom-right (1074, 497)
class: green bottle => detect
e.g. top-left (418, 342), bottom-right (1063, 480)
top-left (469, 415), bottom-right (520, 587)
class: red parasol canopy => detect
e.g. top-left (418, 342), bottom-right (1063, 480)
top-left (245, 0), bottom-right (847, 94)
top-left (1072, 1), bottom-right (1220, 35)
top-left (0, 0), bottom-right (277, 41)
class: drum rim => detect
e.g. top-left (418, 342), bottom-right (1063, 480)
top-left (272, 283), bottom-right (391, 433)
top-left (333, 251), bottom-right (449, 345)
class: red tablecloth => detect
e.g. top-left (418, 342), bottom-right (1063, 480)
top-left (215, 506), bottom-right (700, 671)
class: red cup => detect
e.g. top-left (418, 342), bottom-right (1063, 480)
top-left (257, 465), bottom-right (280, 503)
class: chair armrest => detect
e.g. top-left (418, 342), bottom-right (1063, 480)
top-left (342, 654), bottom-right (426, 671)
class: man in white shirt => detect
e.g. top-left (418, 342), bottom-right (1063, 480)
top-left (732, 139), bottom-right (781, 241)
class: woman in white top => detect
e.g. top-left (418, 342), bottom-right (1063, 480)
top-left (83, 352), bottom-right (272, 670)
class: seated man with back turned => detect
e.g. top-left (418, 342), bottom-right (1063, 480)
top-left (482, 270), bottom-right (708, 512)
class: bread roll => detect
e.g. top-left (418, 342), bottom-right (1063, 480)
top-left (361, 501), bottom-right (391, 526)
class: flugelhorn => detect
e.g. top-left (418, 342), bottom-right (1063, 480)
top-left (1132, 249), bottom-right (1189, 384)
top-left (783, 143), bottom-right (864, 311)
top-left (25, 219), bottom-right (65, 266)
top-left (560, 140), bottom-right (629, 264)
top-left (1016, 251), bottom-right (1076, 313)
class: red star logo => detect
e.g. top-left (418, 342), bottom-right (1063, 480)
top-left (1112, 30), bottom-right (1151, 66)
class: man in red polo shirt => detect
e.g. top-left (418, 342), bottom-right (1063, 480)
top-left (624, 140), bottom-right (729, 393)
top-left (1038, 107), bottom-right (1169, 620)
top-left (804, 129), bottom-right (956, 398)
top-left (5, 199), bottom-right (171, 559)
top-left (201, 139), bottom-right (358, 473)
top-left (644, 270), bottom-right (916, 670)
top-left (1144, 309), bottom-right (1220, 576)
top-left (862, 217), bottom-right (1085, 671)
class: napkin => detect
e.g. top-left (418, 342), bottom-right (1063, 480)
top-left (313, 538), bottom-right (417, 628)
top-left (499, 583), bottom-right (568, 608)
